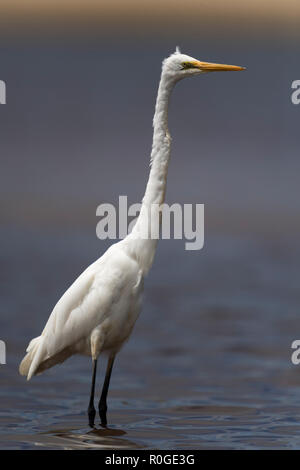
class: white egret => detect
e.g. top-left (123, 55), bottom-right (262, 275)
top-left (19, 48), bottom-right (244, 426)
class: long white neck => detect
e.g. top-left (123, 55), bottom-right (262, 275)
top-left (143, 73), bottom-right (174, 207)
top-left (124, 69), bottom-right (176, 274)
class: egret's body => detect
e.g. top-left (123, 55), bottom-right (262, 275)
top-left (21, 243), bottom-right (143, 375)
top-left (20, 49), bottom-right (244, 426)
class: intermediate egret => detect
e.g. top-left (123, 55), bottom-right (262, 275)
top-left (19, 48), bottom-right (244, 427)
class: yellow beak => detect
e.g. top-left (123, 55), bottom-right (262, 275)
top-left (192, 60), bottom-right (245, 72)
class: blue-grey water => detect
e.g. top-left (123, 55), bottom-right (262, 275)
top-left (1, 228), bottom-right (300, 449)
top-left (1, 36), bottom-right (300, 449)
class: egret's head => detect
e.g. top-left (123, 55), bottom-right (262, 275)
top-left (163, 47), bottom-right (245, 81)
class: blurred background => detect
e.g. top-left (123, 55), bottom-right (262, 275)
top-left (1, 0), bottom-right (300, 450)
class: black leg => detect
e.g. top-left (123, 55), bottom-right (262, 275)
top-left (99, 355), bottom-right (115, 426)
top-left (88, 358), bottom-right (97, 427)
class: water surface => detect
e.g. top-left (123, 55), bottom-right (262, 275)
top-left (1, 230), bottom-right (300, 449)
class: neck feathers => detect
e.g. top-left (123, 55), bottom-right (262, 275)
top-left (125, 69), bottom-right (176, 274)
top-left (142, 72), bottom-right (175, 209)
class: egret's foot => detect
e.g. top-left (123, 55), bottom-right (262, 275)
top-left (88, 405), bottom-right (96, 427)
top-left (99, 404), bottom-right (108, 427)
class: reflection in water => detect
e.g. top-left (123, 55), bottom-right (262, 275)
top-left (37, 426), bottom-right (142, 450)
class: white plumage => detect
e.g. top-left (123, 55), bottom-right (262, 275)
top-left (20, 241), bottom-right (143, 380)
top-left (19, 49), bottom-right (244, 425)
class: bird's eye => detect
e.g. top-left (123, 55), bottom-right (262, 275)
top-left (181, 62), bottom-right (195, 70)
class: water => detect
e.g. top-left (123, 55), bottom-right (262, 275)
top-left (0, 36), bottom-right (300, 449)
top-left (1, 228), bottom-right (300, 449)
